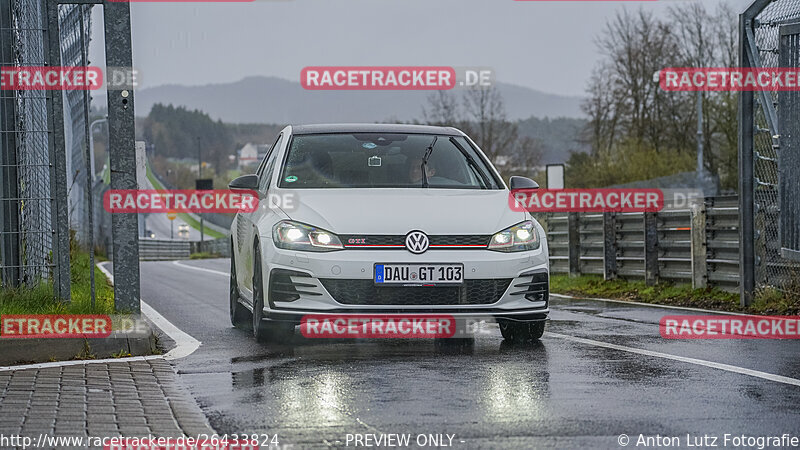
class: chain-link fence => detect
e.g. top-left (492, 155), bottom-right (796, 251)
top-left (740, 0), bottom-right (800, 303)
top-left (1, 0), bottom-right (139, 308)
top-left (1, 0), bottom-right (54, 286)
top-left (59, 4), bottom-right (93, 247)
top-left (0, 0), bottom-right (94, 294)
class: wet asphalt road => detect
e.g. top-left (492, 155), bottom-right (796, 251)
top-left (139, 258), bottom-right (800, 449)
top-left (139, 175), bottom-right (213, 241)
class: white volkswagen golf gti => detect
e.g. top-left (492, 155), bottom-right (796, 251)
top-left (228, 124), bottom-right (549, 343)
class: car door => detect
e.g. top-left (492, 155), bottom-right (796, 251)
top-left (236, 132), bottom-right (284, 304)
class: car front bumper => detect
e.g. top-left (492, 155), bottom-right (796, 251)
top-left (258, 241), bottom-right (550, 322)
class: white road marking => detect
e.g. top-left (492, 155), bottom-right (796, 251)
top-left (98, 262), bottom-right (201, 361)
top-left (0, 356), bottom-right (163, 373)
top-left (140, 301), bottom-right (201, 360)
top-left (548, 332), bottom-right (800, 387)
top-left (172, 260), bottom-right (228, 277)
top-left (0, 262), bottom-right (201, 372)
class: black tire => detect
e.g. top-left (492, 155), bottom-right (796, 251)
top-left (252, 245), bottom-right (295, 343)
top-left (499, 320), bottom-right (546, 343)
top-left (230, 253), bottom-right (251, 329)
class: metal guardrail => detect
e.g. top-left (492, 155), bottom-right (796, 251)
top-left (139, 238), bottom-right (230, 261)
top-left (544, 196), bottom-right (741, 292)
top-left (139, 240), bottom-right (190, 261)
top-left (191, 238), bottom-right (231, 257)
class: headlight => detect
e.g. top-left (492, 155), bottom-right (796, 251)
top-left (272, 220), bottom-right (343, 252)
top-left (488, 221), bottom-right (540, 252)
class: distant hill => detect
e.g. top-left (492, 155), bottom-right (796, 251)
top-left (135, 76), bottom-right (585, 124)
top-left (517, 116), bottom-right (589, 165)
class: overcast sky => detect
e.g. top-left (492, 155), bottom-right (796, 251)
top-left (91, 0), bottom-right (752, 98)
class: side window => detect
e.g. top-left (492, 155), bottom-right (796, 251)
top-left (259, 134), bottom-right (283, 191)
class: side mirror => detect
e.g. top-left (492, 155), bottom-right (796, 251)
top-left (229, 174), bottom-right (259, 190)
top-left (509, 176), bottom-right (539, 190)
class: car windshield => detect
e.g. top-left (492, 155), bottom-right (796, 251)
top-left (277, 133), bottom-right (502, 189)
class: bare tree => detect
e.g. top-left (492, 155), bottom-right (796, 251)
top-left (422, 85), bottom-right (543, 170)
top-left (511, 136), bottom-right (545, 171)
top-left (581, 63), bottom-right (621, 156)
top-left (459, 85), bottom-right (519, 162)
top-left (423, 91), bottom-right (460, 126)
top-left (594, 8), bottom-right (690, 153)
top-left (580, 5), bottom-right (739, 183)
top-left (669, 2), bottom-right (739, 186)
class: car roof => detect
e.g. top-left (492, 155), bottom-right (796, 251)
top-left (289, 123), bottom-right (464, 136)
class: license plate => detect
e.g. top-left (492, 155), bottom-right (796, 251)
top-left (374, 264), bottom-right (464, 285)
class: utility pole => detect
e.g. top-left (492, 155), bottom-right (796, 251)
top-left (697, 91), bottom-right (704, 185)
top-left (197, 136), bottom-right (202, 179)
top-left (197, 137), bottom-right (204, 250)
top-left (104, 1), bottom-right (140, 312)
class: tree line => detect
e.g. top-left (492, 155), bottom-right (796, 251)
top-left (573, 3), bottom-right (739, 190)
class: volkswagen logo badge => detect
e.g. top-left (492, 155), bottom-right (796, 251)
top-left (405, 231), bottom-right (429, 254)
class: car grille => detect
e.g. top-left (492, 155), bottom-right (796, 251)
top-left (340, 234), bottom-right (491, 249)
top-left (508, 271), bottom-right (549, 302)
top-left (319, 279), bottom-right (511, 305)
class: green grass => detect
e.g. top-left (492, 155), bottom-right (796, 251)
top-left (550, 274), bottom-right (800, 315)
top-left (189, 251), bottom-right (221, 260)
top-left (146, 163), bottom-right (226, 240)
top-left (0, 244), bottom-right (115, 315)
top-left (178, 212), bottom-right (226, 239)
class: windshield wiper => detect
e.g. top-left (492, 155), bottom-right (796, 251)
top-left (421, 136), bottom-right (438, 188)
top-left (449, 137), bottom-right (492, 189)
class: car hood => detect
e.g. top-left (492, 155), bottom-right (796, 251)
top-left (282, 189), bottom-right (525, 235)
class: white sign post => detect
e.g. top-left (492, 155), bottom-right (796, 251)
top-left (546, 164), bottom-right (565, 190)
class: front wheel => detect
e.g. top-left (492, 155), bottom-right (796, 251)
top-left (252, 245), bottom-right (295, 343)
top-left (499, 320), bottom-right (545, 343)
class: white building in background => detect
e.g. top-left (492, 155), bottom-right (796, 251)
top-left (238, 143), bottom-right (259, 168)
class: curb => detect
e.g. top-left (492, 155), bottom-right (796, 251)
top-left (0, 336), bottom-right (158, 366)
top-left (550, 292), bottom-right (752, 316)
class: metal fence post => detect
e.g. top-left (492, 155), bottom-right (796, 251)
top-left (45, 0), bottom-right (71, 301)
top-left (603, 212), bottom-right (617, 281)
top-left (644, 212), bottom-right (659, 286)
top-left (738, 12), bottom-right (756, 306)
top-left (690, 202), bottom-right (708, 289)
top-left (78, 4), bottom-right (95, 307)
top-left (105, 1), bottom-right (140, 313)
top-left (568, 212), bottom-right (580, 277)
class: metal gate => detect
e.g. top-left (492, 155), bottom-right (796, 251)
top-left (0, 0), bottom-right (141, 311)
top-left (779, 23), bottom-right (800, 262)
top-left (739, 0), bottom-right (800, 305)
